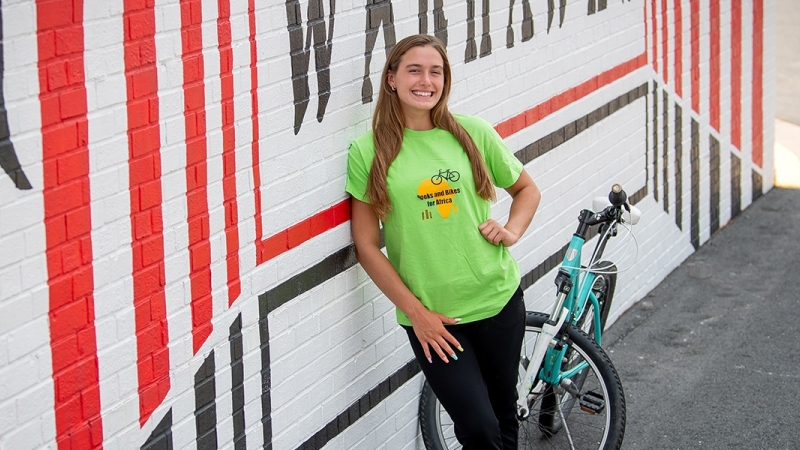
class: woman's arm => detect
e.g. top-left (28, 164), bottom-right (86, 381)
top-left (350, 198), bottom-right (462, 363)
top-left (478, 169), bottom-right (541, 246)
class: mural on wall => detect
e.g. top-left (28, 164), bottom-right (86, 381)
top-left (0, 0), bottom-right (771, 449)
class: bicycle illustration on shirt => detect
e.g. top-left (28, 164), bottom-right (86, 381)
top-left (431, 169), bottom-right (460, 185)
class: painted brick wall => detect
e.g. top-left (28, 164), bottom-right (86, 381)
top-left (0, 0), bottom-right (774, 448)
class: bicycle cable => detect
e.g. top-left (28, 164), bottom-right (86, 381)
top-left (579, 219), bottom-right (640, 276)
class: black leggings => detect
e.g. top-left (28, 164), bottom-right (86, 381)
top-left (404, 287), bottom-right (526, 450)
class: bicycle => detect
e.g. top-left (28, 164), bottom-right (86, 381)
top-left (419, 184), bottom-right (641, 450)
top-left (431, 169), bottom-right (460, 185)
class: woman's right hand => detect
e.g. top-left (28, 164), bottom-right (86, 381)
top-left (351, 198), bottom-right (463, 363)
top-left (408, 308), bottom-right (463, 364)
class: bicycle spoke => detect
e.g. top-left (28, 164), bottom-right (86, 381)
top-left (556, 396), bottom-right (577, 450)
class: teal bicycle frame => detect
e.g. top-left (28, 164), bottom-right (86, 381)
top-left (539, 234), bottom-right (604, 386)
top-left (516, 184), bottom-right (637, 418)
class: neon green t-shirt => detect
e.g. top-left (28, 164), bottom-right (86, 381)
top-left (345, 114), bottom-right (523, 326)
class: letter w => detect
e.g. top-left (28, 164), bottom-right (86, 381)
top-left (286, 0), bottom-right (335, 135)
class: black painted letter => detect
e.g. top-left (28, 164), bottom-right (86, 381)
top-left (286, 0), bottom-right (335, 134)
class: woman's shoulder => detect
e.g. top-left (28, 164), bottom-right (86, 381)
top-left (351, 129), bottom-right (374, 146)
top-left (452, 113), bottom-right (494, 135)
top-left (349, 129), bottom-right (376, 155)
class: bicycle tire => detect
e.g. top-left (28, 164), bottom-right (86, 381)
top-left (419, 312), bottom-right (626, 450)
top-left (419, 380), bottom-right (452, 450)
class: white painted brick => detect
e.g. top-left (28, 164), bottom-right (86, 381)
top-left (0, 294), bottom-right (34, 336)
top-left (3, 416), bottom-right (44, 449)
top-left (0, 232), bottom-right (26, 269)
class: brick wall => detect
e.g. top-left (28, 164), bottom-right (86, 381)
top-left (0, 0), bottom-right (774, 448)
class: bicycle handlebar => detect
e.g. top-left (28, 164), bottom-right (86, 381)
top-left (591, 185), bottom-right (641, 226)
top-left (608, 183), bottom-right (627, 207)
top-left (575, 184), bottom-right (642, 239)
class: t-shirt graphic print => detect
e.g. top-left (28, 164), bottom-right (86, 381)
top-left (417, 169), bottom-right (462, 220)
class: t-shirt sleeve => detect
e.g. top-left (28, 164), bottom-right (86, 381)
top-left (473, 117), bottom-right (523, 188)
top-left (345, 138), bottom-right (372, 203)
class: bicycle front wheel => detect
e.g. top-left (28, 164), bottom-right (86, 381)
top-left (528, 312), bottom-right (625, 449)
top-left (418, 312), bottom-right (626, 450)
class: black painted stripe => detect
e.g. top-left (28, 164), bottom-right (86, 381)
top-left (258, 83), bottom-right (650, 449)
top-left (266, 244), bottom-right (358, 313)
top-left (229, 315), bottom-right (246, 450)
top-left (195, 351), bottom-right (218, 450)
top-left (645, 83), bottom-right (650, 191)
top-left (652, 83), bottom-right (659, 203)
top-left (514, 83), bottom-right (648, 165)
top-left (731, 152), bottom-right (741, 218)
top-left (141, 409), bottom-right (173, 450)
top-left (296, 360), bottom-right (421, 450)
top-left (662, 89), bottom-right (669, 213)
top-left (258, 295), bottom-right (273, 450)
top-left (751, 169), bottom-right (763, 202)
top-left (709, 135), bottom-right (720, 235)
top-left (674, 103), bottom-right (683, 230)
top-left (690, 119), bottom-right (700, 250)
top-left (0, 1), bottom-right (32, 190)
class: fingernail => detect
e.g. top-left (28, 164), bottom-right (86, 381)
top-left (454, 318), bottom-right (462, 323)
top-left (457, 346), bottom-right (464, 352)
top-left (450, 353), bottom-right (458, 361)
top-left (427, 357), bottom-right (433, 364)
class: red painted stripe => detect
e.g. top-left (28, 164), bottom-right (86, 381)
top-left (36, 0), bottom-right (104, 448)
top-left (248, 2), bottom-right (353, 264)
top-left (752, 0), bottom-right (763, 167)
top-left (661, 0), bottom-right (668, 84)
top-left (249, 0), bottom-right (264, 265)
top-left (217, 0), bottom-right (241, 305)
top-left (644, 0), bottom-right (648, 52)
top-left (690, 0), bottom-right (700, 113)
top-left (674, 0), bottom-right (683, 97)
top-left (651, 0), bottom-right (658, 73)
top-left (123, 0), bottom-right (170, 426)
top-left (495, 52), bottom-right (648, 139)
top-left (180, 0), bottom-right (213, 352)
top-left (709, 0), bottom-right (720, 131)
top-left (731, 0), bottom-right (742, 149)
top-left (260, 201), bottom-right (352, 263)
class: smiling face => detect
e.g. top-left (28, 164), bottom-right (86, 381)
top-left (387, 45), bottom-right (446, 129)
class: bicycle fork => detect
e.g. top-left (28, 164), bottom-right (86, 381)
top-left (517, 305), bottom-right (568, 418)
top-left (516, 269), bottom-right (574, 419)
top-left (517, 274), bottom-right (575, 417)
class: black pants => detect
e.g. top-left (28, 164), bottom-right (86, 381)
top-left (404, 287), bottom-right (526, 450)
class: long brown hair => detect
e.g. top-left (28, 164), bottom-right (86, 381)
top-left (366, 34), bottom-right (495, 219)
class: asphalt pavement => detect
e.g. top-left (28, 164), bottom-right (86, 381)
top-left (603, 186), bottom-right (800, 449)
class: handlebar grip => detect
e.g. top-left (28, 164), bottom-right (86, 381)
top-left (608, 184), bottom-right (627, 207)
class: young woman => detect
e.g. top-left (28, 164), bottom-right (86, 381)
top-left (345, 34), bottom-right (541, 449)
